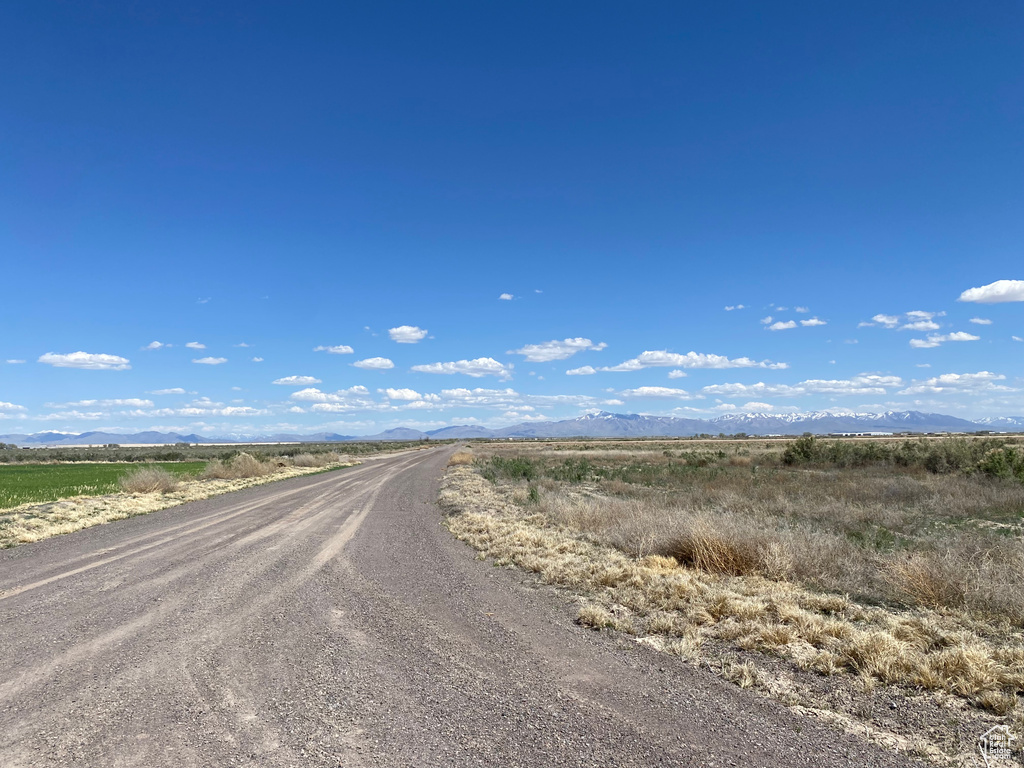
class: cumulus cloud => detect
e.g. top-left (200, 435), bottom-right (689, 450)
top-left (272, 375), bottom-right (322, 386)
top-left (908, 332), bottom-right (980, 349)
top-left (251, 357), bottom-right (264, 362)
top-left (800, 317), bottom-right (827, 327)
top-left (619, 386), bottom-right (695, 399)
top-left (767, 320), bottom-right (797, 331)
top-left (508, 338), bottom-right (607, 362)
top-left (667, 370), bottom-right (687, 379)
top-left (701, 374), bottom-right (903, 398)
top-left (384, 388), bottom-right (423, 400)
top-left (860, 314), bottom-right (899, 329)
top-left (144, 341), bottom-right (167, 350)
top-left (794, 307), bottom-right (809, 313)
top-left (314, 345), bottom-right (354, 354)
top-left (958, 280), bottom-right (1024, 304)
top-left (49, 398), bottom-right (154, 408)
top-left (353, 357), bottom-right (395, 370)
top-left (724, 305), bottom-right (745, 311)
top-left (897, 371), bottom-right (1012, 395)
top-left (601, 350), bottom-right (787, 372)
top-left (291, 386), bottom-right (370, 403)
top-left (0, 401), bottom-right (27, 412)
top-left (149, 388), bottom-right (186, 395)
top-left (901, 320), bottom-right (941, 331)
top-left (388, 325), bottom-right (428, 343)
top-left (1014, 336), bottom-right (1024, 343)
top-left (412, 358), bottom-right (512, 380)
top-left (185, 342), bottom-right (206, 349)
top-left (499, 293), bottom-right (513, 300)
top-left (6, 359), bottom-right (26, 364)
top-left (193, 357), bottom-right (227, 365)
top-left (38, 352), bottom-right (131, 371)
top-left (969, 318), bottom-right (993, 325)
top-left (566, 366), bottom-right (596, 376)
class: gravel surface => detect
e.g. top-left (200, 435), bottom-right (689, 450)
top-left (0, 446), bottom-right (926, 767)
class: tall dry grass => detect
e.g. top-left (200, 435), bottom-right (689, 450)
top-left (201, 452), bottom-right (278, 480)
top-left (118, 466), bottom-right (180, 494)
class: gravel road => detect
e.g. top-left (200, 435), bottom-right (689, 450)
top-left (0, 446), bottom-right (924, 767)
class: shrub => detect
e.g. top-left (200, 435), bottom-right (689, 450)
top-left (448, 451), bottom-right (474, 466)
top-left (119, 466), bottom-right (180, 494)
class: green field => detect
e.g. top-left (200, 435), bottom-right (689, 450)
top-left (0, 462), bottom-right (207, 510)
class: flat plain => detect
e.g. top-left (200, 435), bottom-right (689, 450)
top-left (441, 436), bottom-right (1024, 764)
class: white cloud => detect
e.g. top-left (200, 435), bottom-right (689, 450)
top-left (969, 318), bottom-right (993, 325)
top-left (193, 357), bottom-right (227, 365)
top-left (384, 388), bottom-right (423, 400)
top-left (898, 371), bottom-right (1012, 395)
top-left (144, 341), bottom-right (167, 350)
top-left (388, 325), bottom-right (428, 343)
top-left (353, 357), bottom-right (394, 370)
top-left (508, 338), bottom-right (607, 362)
top-left (566, 366), bottom-right (596, 376)
top-left (794, 307), bottom-right (809, 313)
top-left (768, 320), bottom-right (797, 331)
top-left (702, 374), bottom-right (903, 398)
top-left (958, 280), bottom-right (1024, 304)
top-left (499, 293), bottom-right (513, 300)
top-left (0, 401), bottom-right (27, 412)
top-left (900, 320), bottom-right (940, 331)
top-left (724, 304), bottom-right (745, 311)
top-left (38, 352), bottom-right (131, 371)
top-left (50, 398), bottom-right (153, 408)
top-left (149, 388), bottom-right (186, 395)
top-left (314, 345), bottom-right (354, 355)
top-left (291, 386), bottom-right (370, 403)
top-left (36, 410), bottom-right (105, 421)
top-left (667, 370), bottom-right (687, 379)
top-left (272, 375), bottom-right (322, 386)
top-left (906, 310), bottom-right (940, 320)
top-left (859, 314), bottom-right (900, 329)
top-left (287, 406), bottom-right (306, 413)
top-left (760, 316), bottom-right (773, 324)
top-left (412, 357), bottom-right (512, 380)
top-left (601, 350), bottom-right (787, 372)
top-left (251, 357), bottom-right (264, 362)
top-left (234, 342), bottom-right (251, 348)
top-left (908, 332), bottom-right (980, 349)
top-left (185, 342), bottom-right (206, 350)
top-left (1014, 336), bottom-right (1024, 343)
top-left (5, 359), bottom-right (26, 364)
top-left (619, 386), bottom-right (695, 399)
top-left (799, 317), bottom-right (827, 327)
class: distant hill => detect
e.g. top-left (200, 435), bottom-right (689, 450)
top-left (1, 410), bottom-right (1019, 447)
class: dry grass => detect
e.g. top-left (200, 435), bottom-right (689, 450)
top-left (118, 466), bottom-right (180, 494)
top-left (440, 452), bottom-right (1024, 762)
top-left (290, 452), bottom-right (345, 468)
top-left (201, 452), bottom-right (277, 480)
top-left (448, 451), bottom-right (475, 466)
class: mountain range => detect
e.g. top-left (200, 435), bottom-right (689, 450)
top-left (2, 411), bottom-right (1023, 446)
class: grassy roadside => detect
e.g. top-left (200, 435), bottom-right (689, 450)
top-left (440, 444), bottom-right (1024, 765)
top-left (0, 455), bottom-right (359, 549)
top-left (0, 462), bottom-right (207, 509)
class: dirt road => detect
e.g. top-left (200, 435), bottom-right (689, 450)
top-left (0, 447), bottom-right (921, 767)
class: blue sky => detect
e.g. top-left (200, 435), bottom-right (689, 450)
top-left (1, 1), bottom-right (1022, 436)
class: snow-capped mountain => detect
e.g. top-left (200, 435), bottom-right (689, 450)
top-left (1, 410), bottom-right (1020, 446)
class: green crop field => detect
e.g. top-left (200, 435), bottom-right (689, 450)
top-left (0, 462), bottom-right (207, 510)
